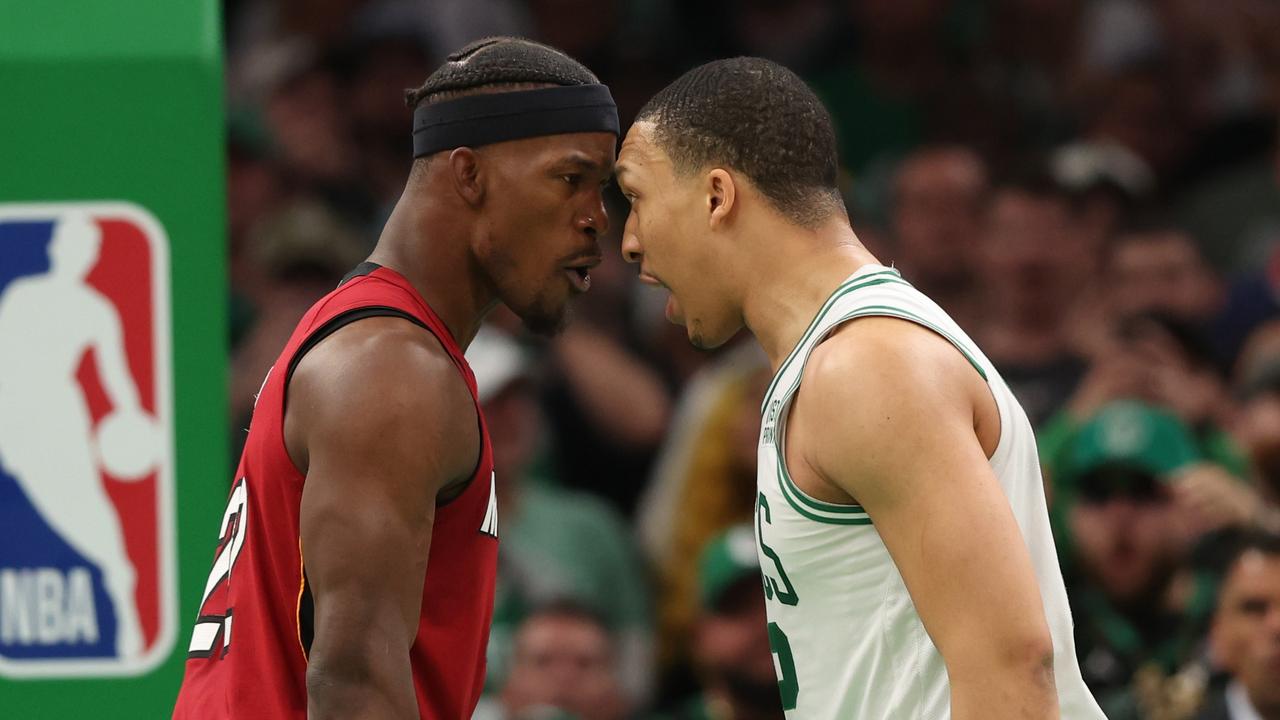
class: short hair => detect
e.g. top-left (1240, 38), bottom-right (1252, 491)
top-left (1226, 532), bottom-right (1280, 564)
top-left (1112, 210), bottom-right (1195, 244)
top-left (992, 159), bottom-right (1072, 203)
top-left (1216, 532), bottom-right (1280, 609)
top-left (635, 57), bottom-right (843, 227)
top-left (404, 37), bottom-right (599, 109)
top-left (521, 598), bottom-right (612, 633)
top-left (514, 599), bottom-right (617, 660)
top-left (891, 145), bottom-right (988, 205)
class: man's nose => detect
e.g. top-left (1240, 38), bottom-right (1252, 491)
top-left (578, 196), bottom-right (608, 238)
top-left (621, 230), bottom-right (642, 264)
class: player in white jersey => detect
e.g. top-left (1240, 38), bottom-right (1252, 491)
top-left (614, 58), bottom-right (1106, 720)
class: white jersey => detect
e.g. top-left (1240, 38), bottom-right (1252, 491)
top-left (755, 265), bottom-right (1104, 720)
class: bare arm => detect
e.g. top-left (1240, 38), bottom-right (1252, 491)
top-left (287, 318), bottom-right (479, 720)
top-left (791, 318), bottom-right (1057, 720)
top-left (552, 323), bottom-right (671, 448)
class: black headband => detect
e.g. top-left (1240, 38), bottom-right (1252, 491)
top-left (412, 84), bottom-right (619, 158)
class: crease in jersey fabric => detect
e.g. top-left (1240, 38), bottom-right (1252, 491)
top-left (760, 268), bottom-right (906, 414)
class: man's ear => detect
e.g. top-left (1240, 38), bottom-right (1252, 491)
top-left (707, 168), bottom-right (736, 230)
top-left (449, 147), bottom-right (484, 206)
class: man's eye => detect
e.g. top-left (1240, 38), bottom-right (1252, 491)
top-left (1241, 599), bottom-right (1269, 616)
top-left (562, 174), bottom-right (581, 186)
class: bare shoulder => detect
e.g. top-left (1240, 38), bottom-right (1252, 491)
top-left (799, 315), bottom-right (980, 412)
top-left (286, 316), bottom-right (479, 488)
top-left (790, 316), bottom-right (989, 495)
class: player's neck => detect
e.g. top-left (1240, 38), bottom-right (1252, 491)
top-left (368, 190), bottom-right (498, 350)
top-left (740, 220), bottom-right (880, 373)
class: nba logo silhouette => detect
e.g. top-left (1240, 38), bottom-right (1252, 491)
top-left (0, 202), bottom-right (175, 677)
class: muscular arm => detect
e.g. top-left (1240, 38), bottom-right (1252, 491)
top-left (287, 318), bottom-right (479, 720)
top-left (790, 318), bottom-right (1057, 720)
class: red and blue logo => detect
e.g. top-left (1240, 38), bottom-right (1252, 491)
top-left (0, 202), bottom-right (174, 677)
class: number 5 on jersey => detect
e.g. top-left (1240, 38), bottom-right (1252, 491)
top-left (756, 493), bottom-right (798, 605)
top-left (188, 478), bottom-right (249, 657)
top-left (757, 492), bottom-right (800, 709)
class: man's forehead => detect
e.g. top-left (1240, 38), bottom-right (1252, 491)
top-left (1238, 550), bottom-right (1280, 577)
top-left (556, 132), bottom-right (617, 163)
top-left (489, 131), bottom-right (615, 164)
top-left (627, 118), bottom-right (665, 146)
top-left (1224, 551), bottom-right (1280, 596)
top-left (617, 123), bottom-right (667, 174)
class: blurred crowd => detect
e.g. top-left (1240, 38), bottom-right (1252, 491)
top-left (220, 1), bottom-right (1280, 718)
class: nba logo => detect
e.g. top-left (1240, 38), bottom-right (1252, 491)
top-left (0, 202), bottom-right (175, 677)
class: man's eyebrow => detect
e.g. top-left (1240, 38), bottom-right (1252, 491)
top-left (554, 153), bottom-right (612, 174)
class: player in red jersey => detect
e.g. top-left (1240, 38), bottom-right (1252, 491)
top-left (172, 37), bottom-right (618, 720)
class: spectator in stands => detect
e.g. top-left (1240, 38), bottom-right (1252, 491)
top-left (342, 33), bottom-right (434, 216)
top-left (1197, 533), bottom-right (1280, 720)
top-left (1041, 312), bottom-right (1251, 496)
top-left (1053, 401), bottom-right (1256, 718)
top-left (1050, 141), bottom-right (1153, 250)
top-left (1234, 322), bottom-right (1280, 526)
top-left (641, 352), bottom-right (769, 683)
top-left (228, 199), bottom-right (368, 458)
top-left (1105, 219), bottom-right (1224, 344)
top-left (974, 169), bottom-right (1091, 426)
top-left (661, 525), bottom-right (783, 720)
top-left (887, 145), bottom-right (988, 330)
top-left (258, 46), bottom-right (373, 222)
top-left (492, 601), bottom-right (632, 720)
top-left (225, 114), bottom-right (287, 352)
top-left (467, 327), bottom-right (653, 702)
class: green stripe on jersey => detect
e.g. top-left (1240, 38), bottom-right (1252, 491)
top-left (775, 452), bottom-right (873, 525)
top-left (774, 434), bottom-right (868, 516)
top-left (764, 296), bottom-right (993, 526)
top-left (836, 306), bottom-right (988, 381)
top-left (761, 270), bottom-right (907, 414)
top-left (767, 303), bottom-right (989, 416)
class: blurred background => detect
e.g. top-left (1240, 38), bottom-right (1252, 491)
top-left (220, 1), bottom-right (1280, 718)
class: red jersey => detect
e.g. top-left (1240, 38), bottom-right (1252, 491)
top-left (173, 263), bottom-right (497, 719)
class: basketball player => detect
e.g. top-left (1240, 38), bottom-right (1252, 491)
top-left (615, 58), bottom-right (1105, 719)
top-left (172, 38), bottom-right (617, 720)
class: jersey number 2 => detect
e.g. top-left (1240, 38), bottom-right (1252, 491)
top-left (187, 478), bottom-right (249, 657)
